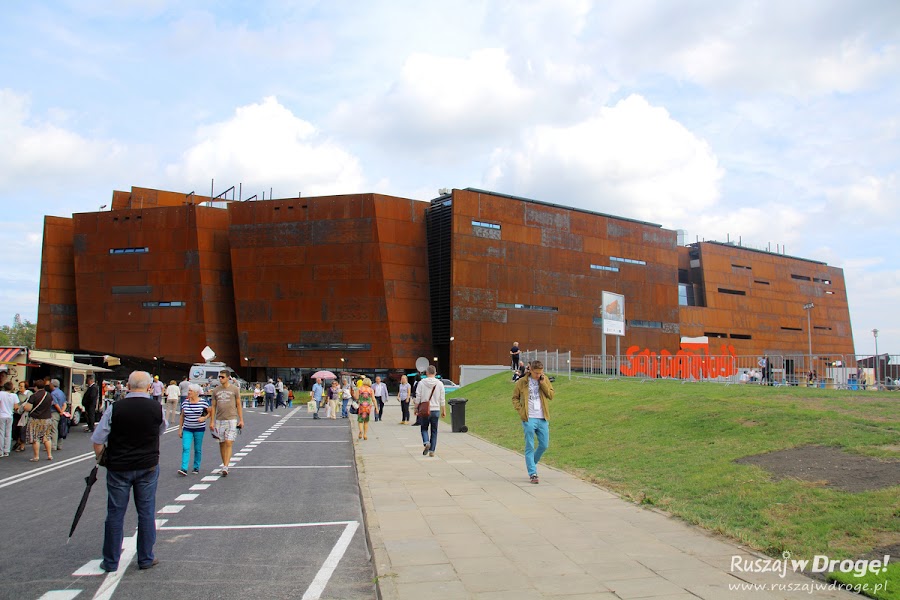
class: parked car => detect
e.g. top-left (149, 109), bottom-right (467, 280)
top-left (439, 379), bottom-right (460, 393)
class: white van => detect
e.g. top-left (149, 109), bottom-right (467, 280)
top-left (189, 362), bottom-right (239, 387)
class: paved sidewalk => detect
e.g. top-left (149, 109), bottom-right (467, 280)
top-left (352, 418), bottom-right (855, 600)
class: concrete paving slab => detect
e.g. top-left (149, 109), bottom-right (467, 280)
top-left (351, 417), bottom-right (857, 600)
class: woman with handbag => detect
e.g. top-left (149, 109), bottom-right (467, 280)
top-left (23, 382), bottom-right (54, 461)
top-left (13, 380), bottom-right (31, 451)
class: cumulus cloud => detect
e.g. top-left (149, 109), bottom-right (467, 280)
top-left (331, 48), bottom-right (535, 148)
top-left (483, 94), bottom-right (723, 224)
top-left (165, 96), bottom-right (366, 197)
top-left (0, 89), bottom-right (132, 192)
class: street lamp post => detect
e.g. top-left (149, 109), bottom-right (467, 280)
top-left (244, 356), bottom-right (254, 383)
top-left (872, 329), bottom-right (879, 388)
top-left (153, 355), bottom-right (164, 378)
top-left (803, 302), bottom-right (814, 373)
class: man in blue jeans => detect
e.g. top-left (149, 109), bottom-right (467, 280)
top-left (92, 370), bottom-right (167, 572)
top-left (511, 360), bottom-right (554, 484)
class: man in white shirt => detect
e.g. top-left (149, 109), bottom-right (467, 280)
top-left (372, 376), bottom-right (389, 422)
top-left (511, 360), bottom-right (554, 484)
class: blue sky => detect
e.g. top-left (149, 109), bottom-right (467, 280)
top-left (2, 0), bottom-right (898, 356)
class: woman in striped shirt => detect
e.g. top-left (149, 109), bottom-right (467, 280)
top-left (178, 384), bottom-right (210, 476)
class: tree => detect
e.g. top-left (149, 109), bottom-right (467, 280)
top-left (0, 314), bottom-right (37, 349)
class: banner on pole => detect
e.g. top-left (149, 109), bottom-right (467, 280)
top-left (601, 291), bottom-right (625, 337)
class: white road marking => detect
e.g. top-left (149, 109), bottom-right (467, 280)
top-left (92, 533), bottom-right (136, 600)
top-left (190, 484), bottom-right (210, 491)
top-left (158, 520), bottom-right (356, 531)
top-left (201, 476), bottom-right (219, 482)
top-left (228, 465), bottom-right (352, 469)
top-left (38, 591), bottom-right (82, 599)
top-left (155, 519), bottom-right (168, 529)
top-left (158, 505), bottom-right (184, 514)
top-left (258, 440), bottom-right (348, 443)
top-left (175, 493), bottom-right (199, 501)
top-left (302, 521), bottom-right (360, 600)
top-left (233, 452), bottom-right (248, 456)
top-left (73, 560), bottom-right (105, 576)
top-left (0, 426), bottom-right (178, 490)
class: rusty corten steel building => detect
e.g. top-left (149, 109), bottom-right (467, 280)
top-left (36, 185), bottom-right (855, 382)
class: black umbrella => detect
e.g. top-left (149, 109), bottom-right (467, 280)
top-left (68, 462), bottom-right (99, 541)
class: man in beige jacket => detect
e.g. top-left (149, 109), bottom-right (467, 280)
top-left (511, 360), bottom-right (554, 484)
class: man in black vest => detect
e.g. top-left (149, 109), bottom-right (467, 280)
top-left (83, 374), bottom-right (100, 432)
top-left (92, 371), bottom-right (166, 572)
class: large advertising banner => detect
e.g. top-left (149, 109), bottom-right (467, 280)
top-left (601, 291), bottom-right (625, 336)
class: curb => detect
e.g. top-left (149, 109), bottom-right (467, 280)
top-left (350, 418), bottom-right (397, 600)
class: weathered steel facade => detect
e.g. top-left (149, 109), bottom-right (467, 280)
top-left (228, 193), bottom-right (431, 376)
top-left (64, 203), bottom-right (238, 367)
top-left (429, 189), bottom-right (682, 378)
top-left (36, 185), bottom-right (855, 382)
top-left (36, 216), bottom-right (79, 351)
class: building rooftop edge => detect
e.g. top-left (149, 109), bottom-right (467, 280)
top-left (692, 240), bottom-right (829, 267)
top-left (450, 187), bottom-right (665, 229)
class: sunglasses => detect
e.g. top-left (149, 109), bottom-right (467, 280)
top-left (218, 376), bottom-right (227, 379)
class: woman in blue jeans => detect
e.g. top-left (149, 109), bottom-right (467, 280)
top-left (178, 384), bottom-right (210, 475)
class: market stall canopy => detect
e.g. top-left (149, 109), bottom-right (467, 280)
top-left (29, 350), bottom-right (112, 372)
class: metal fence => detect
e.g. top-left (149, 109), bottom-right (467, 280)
top-left (520, 349), bottom-right (572, 380)
top-left (524, 350), bottom-right (900, 389)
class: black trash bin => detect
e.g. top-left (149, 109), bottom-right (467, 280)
top-left (448, 398), bottom-right (468, 433)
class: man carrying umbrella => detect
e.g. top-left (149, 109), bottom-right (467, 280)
top-left (91, 371), bottom-right (167, 572)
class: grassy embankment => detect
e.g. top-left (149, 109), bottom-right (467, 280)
top-left (446, 374), bottom-right (899, 597)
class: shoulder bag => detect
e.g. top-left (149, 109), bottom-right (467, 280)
top-left (416, 386), bottom-right (437, 419)
top-left (20, 390), bottom-right (48, 428)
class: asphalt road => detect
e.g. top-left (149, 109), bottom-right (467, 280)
top-left (0, 404), bottom-right (376, 600)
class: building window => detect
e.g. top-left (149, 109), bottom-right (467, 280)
top-left (109, 247), bottom-right (149, 254)
top-left (813, 277), bottom-right (832, 284)
top-left (629, 320), bottom-right (662, 329)
top-left (610, 256), bottom-right (646, 265)
top-left (781, 326), bottom-right (802, 331)
top-left (497, 303), bottom-right (558, 312)
top-left (814, 326), bottom-right (833, 331)
top-left (791, 274), bottom-right (811, 281)
top-left (732, 264), bottom-right (752, 270)
top-left (730, 333), bottom-right (752, 339)
top-left (471, 220), bottom-right (501, 230)
top-left (825, 290), bottom-right (835, 295)
top-left (287, 343), bottom-right (371, 351)
top-left (754, 279), bottom-right (770, 285)
top-left (590, 264), bottom-right (619, 273)
top-left (704, 332), bottom-right (728, 338)
top-left (718, 288), bottom-right (746, 296)
top-left (112, 285), bottom-right (152, 295)
top-left (142, 301), bottom-right (186, 308)
top-left (678, 284), bottom-right (697, 306)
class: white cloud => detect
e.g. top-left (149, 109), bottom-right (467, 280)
top-left (331, 48), bottom-right (535, 148)
top-left (483, 94), bottom-right (723, 224)
top-left (165, 96), bottom-right (365, 197)
top-left (0, 89), bottom-right (134, 192)
top-left (825, 174), bottom-right (898, 220)
top-left (595, 0), bottom-right (900, 96)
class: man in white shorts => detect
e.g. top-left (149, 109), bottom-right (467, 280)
top-left (208, 371), bottom-right (244, 476)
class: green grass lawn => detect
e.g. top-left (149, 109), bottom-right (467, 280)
top-left (830, 562), bottom-right (899, 600)
top-left (447, 374), bottom-right (899, 572)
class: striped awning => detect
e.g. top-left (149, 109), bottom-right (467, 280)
top-left (0, 347), bottom-right (26, 364)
